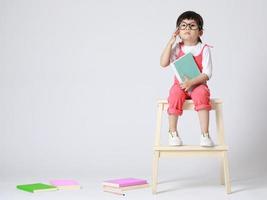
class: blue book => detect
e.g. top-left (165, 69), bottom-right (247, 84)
top-left (171, 53), bottom-right (200, 83)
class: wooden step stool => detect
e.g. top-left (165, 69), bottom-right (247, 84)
top-left (152, 98), bottom-right (231, 194)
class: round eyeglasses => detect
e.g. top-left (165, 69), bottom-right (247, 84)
top-left (178, 22), bottom-right (199, 30)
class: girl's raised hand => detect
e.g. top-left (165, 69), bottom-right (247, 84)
top-left (169, 28), bottom-right (179, 46)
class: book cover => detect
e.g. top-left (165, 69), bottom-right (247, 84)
top-left (50, 180), bottom-right (81, 190)
top-left (16, 183), bottom-right (58, 193)
top-left (103, 183), bottom-right (149, 191)
top-left (102, 178), bottom-right (148, 188)
top-left (103, 188), bottom-right (125, 196)
top-left (103, 184), bottom-right (149, 196)
top-left (171, 53), bottom-right (200, 82)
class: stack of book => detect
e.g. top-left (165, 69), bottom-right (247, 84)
top-left (102, 178), bottom-right (149, 195)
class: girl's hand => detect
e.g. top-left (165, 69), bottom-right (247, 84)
top-left (168, 28), bottom-right (179, 46)
top-left (180, 76), bottom-right (193, 92)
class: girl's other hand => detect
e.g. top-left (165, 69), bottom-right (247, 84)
top-left (180, 76), bottom-right (192, 91)
top-left (169, 28), bottom-right (179, 46)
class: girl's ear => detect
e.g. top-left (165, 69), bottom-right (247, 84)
top-left (199, 30), bottom-right (203, 36)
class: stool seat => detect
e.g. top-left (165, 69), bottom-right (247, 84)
top-left (157, 98), bottom-right (223, 110)
top-left (152, 98), bottom-right (231, 194)
top-left (157, 98), bottom-right (223, 104)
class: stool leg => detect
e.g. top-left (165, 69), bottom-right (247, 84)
top-left (223, 152), bottom-right (231, 194)
top-left (215, 103), bottom-right (226, 145)
top-left (152, 103), bottom-right (163, 194)
top-left (155, 103), bottom-right (164, 146)
top-left (220, 157), bottom-right (225, 185)
top-left (152, 151), bottom-right (160, 194)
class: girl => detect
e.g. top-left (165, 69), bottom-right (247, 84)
top-left (160, 11), bottom-right (214, 147)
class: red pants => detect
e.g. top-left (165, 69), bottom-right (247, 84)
top-left (167, 84), bottom-right (212, 116)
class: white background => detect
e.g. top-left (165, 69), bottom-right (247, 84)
top-left (1, 0), bottom-right (267, 199)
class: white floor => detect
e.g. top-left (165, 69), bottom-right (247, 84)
top-left (1, 174), bottom-right (267, 200)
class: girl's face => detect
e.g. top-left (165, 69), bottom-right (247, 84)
top-left (177, 19), bottom-right (202, 43)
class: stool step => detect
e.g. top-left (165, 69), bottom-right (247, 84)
top-left (154, 145), bottom-right (228, 151)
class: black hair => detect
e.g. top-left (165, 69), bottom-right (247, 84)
top-left (176, 11), bottom-right (204, 43)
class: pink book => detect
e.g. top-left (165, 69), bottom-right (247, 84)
top-left (50, 180), bottom-right (81, 190)
top-left (50, 180), bottom-right (80, 187)
top-left (102, 178), bottom-right (147, 188)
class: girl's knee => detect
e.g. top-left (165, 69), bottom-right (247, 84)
top-left (167, 108), bottom-right (183, 116)
top-left (191, 85), bottom-right (211, 111)
top-left (169, 84), bottom-right (186, 99)
top-left (191, 84), bottom-right (210, 99)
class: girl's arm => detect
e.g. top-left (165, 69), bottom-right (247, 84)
top-left (180, 73), bottom-right (209, 92)
top-left (160, 29), bottom-right (179, 67)
top-left (189, 73), bottom-right (209, 86)
top-left (160, 42), bottom-right (173, 67)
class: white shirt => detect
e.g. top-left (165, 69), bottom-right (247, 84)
top-left (170, 42), bottom-right (213, 79)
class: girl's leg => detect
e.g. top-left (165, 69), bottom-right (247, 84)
top-left (198, 109), bottom-right (209, 133)
top-left (168, 115), bottom-right (178, 132)
top-left (167, 84), bottom-right (187, 133)
top-left (198, 109), bottom-right (214, 146)
top-left (191, 84), bottom-right (214, 146)
top-left (190, 84), bottom-right (212, 134)
top-left (168, 114), bottom-right (183, 146)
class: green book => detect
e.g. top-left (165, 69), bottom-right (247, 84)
top-left (16, 183), bottom-right (58, 193)
top-left (171, 53), bottom-right (200, 83)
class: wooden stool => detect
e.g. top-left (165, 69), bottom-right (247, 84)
top-left (152, 98), bottom-right (231, 194)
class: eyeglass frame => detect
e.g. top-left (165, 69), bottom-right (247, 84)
top-left (177, 22), bottom-right (201, 30)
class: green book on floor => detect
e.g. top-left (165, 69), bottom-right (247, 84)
top-left (16, 183), bottom-right (58, 193)
top-left (171, 52), bottom-right (201, 83)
